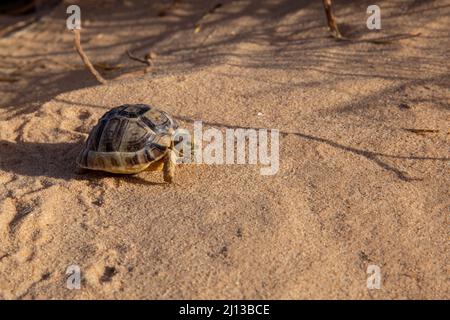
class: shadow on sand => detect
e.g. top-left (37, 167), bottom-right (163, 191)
top-left (0, 140), bottom-right (166, 186)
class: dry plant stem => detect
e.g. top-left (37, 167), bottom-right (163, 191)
top-left (126, 50), bottom-right (154, 74)
top-left (322, 0), bottom-right (342, 39)
top-left (404, 128), bottom-right (440, 135)
top-left (126, 50), bottom-right (151, 66)
top-left (73, 29), bottom-right (107, 84)
top-left (321, 0), bottom-right (420, 44)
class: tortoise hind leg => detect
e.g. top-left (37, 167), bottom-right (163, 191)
top-left (163, 149), bottom-right (177, 183)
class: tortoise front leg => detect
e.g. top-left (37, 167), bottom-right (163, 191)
top-left (322, 0), bottom-right (343, 39)
top-left (163, 147), bottom-right (177, 183)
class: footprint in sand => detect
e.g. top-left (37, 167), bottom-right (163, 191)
top-left (82, 248), bottom-right (126, 292)
top-left (8, 199), bottom-right (37, 235)
top-left (74, 110), bottom-right (95, 134)
top-left (100, 266), bottom-right (118, 283)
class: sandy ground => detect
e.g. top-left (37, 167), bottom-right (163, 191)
top-left (0, 0), bottom-right (449, 299)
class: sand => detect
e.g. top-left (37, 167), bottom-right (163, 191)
top-left (0, 0), bottom-right (449, 299)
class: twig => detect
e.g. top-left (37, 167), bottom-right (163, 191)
top-left (126, 50), bottom-right (155, 73)
top-left (126, 50), bottom-right (151, 66)
top-left (403, 128), bottom-right (440, 135)
top-left (73, 29), bottom-right (107, 84)
top-left (322, 0), bottom-right (342, 39)
top-left (321, 0), bottom-right (420, 44)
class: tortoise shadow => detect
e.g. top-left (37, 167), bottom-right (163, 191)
top-left (0, 140), bottom-right (166, 186)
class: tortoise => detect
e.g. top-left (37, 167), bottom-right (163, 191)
top-left (76, 104), bottom-right (190, 183)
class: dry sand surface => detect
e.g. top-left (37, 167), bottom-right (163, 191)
top-left (0, 0), bottom-right (449, 299)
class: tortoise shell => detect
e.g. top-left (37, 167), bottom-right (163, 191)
top-left (76, 104), bottom-right (178, 174)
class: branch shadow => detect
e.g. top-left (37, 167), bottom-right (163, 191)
top-left (174, 116), bottom-right (449, 182)
top-left (2, 0), bottom-right (447, 120)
